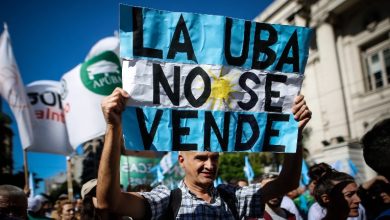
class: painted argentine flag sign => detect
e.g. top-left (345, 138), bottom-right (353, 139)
top-left (120, 4), bottom-right (312, 153)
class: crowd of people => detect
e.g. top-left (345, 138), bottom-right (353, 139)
top-left (1, 90), bottom-right (389, 220)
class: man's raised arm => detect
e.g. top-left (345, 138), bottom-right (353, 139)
top-left (260, 94), bottom-right (311, 203)
top-left (97, 88), bottom-right (148, 219)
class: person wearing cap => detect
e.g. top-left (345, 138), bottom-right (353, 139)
top-left (97, 88), bottom-right (311, 219)
top-left (27, 195), bottom-right (53, 220)
top-left (81, 179), bottom-right (130, 220)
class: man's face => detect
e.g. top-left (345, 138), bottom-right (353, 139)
top-left (0, 194), bottom-right (27, 220)
top-left (179, 152), bottom-right (219, 187)
top-left (342, 182), bottom-right (361, 217)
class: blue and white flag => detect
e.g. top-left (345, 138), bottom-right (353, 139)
top-left (120, 5), bottom-right (312, 152)
top-left (244, 156), bottom-right (254, 183)
top-left (301, 159), bottom-right (310, 186)
top-left (348, 159), bottom-right (358, 177)
top-left (214, 176), bottom-right (223, 187)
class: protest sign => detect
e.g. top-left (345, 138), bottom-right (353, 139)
top-left (120, 5), bottom-right (312, 152)
top-left (120, 155), bottom-right (159, 189)
top-left (26, 80), bottom-right (73, 155)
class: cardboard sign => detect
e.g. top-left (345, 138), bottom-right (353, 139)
top-left (120, 5), bottom-right (312, 152)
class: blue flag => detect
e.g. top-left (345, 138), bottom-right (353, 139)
top-left (244, 156), bottom-right (254, 183)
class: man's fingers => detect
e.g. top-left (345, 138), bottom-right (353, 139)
top-left (292, 98), bottom-right (306, 114)
top-left (299, 109), bottom-right (312, 121)
top-left (294, 95), bottom-right (304, 104)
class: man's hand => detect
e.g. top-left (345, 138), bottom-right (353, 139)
top-left (292, 94), bottom-right (312, 131)
top-left (101, 88), bottom-right (129, 127)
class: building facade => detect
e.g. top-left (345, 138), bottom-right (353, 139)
top-left (255, 0), bottom-right (390, 181)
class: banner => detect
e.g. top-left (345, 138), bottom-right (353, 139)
top-left (120, 155), bottom-right (159, 189)
top-left (120, 5), bottom-right (312, 152)
top-left (0, 24), bottom-right (34, 149)
top-left (26, 80), bottom-right (73, 155)
top-left (60, 37), bottom-right (122, 148)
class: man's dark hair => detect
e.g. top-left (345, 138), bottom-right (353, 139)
top-left (361, 118), bottom-right (390, 179)
top-left (308, 162), bottom-right (332, 182)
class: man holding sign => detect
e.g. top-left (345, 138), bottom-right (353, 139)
top-left (98, 89), bottom-right (310, 219)
top-left (98, 5), bottom-right (312, 219)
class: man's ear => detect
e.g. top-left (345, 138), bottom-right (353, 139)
top-left (178, 153), bottom-right (185, 168)
top-left (321, 194), bottom-right (330, 204)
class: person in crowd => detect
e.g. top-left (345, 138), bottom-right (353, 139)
top-left (0, 185), bottom-right (28, 220)
top-left (261, 173), bottom-right (297, 220)
top-left (237, 179), bottom-right (248, 187)
top-left (361, 118), bottom-right (390, 220)
top-left (56, 200), bottom-right (75, 220)
top-left (74, 198), bottom-right (82, 220)
top-left (35, 194), bottom-right (53, 219)
top-left (313, 168), bottom-right (362, 220)
top-left (51, 194), bottom-right (68, 220)
top-left (357, 175), bottom-right (390, 220)
top-left (132, 184), bottom-right (152, 193)
top-left (27, 196), bottom-right (53, 220)
top-left (81, 178), bottom-right (130, 220)
top-left (286, 185), bottom-right (314, 220)
top-left (80, 179), bottom-right (98, 220)
top-left (307, 163), bottom-right (366, 220)
top-left (97, 88), bottom-right (312, 219)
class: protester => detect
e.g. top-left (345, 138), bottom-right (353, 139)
top-left (56, 200), bottom-right (75, 220)
top-left (261, 173), bottom-right (297, 220)
top-left (80, 179), bottom-right (98, 220)
top-left (313, 168), bottom-right (362, 220)
top-left (0, 185), bottom-right (28, 220)
top-left (35, 194), bottom-right (53, 219)
top-left (361, 118), bottom-right (390, 219)
top-left (97, 88), bottom-right (311, 219)
top-left (357, 176), bottom-right (390, 220)
top-left (307, 163), bottom-right (366, 220)
top-left (80, 178), bottom-right (129, 220)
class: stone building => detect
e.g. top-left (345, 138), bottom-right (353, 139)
top-left (255, 0), bottom-right (390, 181)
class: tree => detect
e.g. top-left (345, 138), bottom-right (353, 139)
top-left (218, 152), bottom-right (274, 182)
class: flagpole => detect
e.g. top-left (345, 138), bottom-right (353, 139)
top-left (66, 156), bottom-right (74, 201)
top-left (23, 149), bottom-right (30, 195)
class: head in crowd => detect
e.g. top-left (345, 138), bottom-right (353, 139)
top-left (80, 179), bottom-right (97, 220)
top-left (178, 151), bottom-right (219, 188)
top-left (361, 118), bottom-right (390, 180)
top-left (0, 185), bottom-right (27, 220)
top-left (314, 169), bottom-right (361, 219)
top-left (237, 179), bottom-right (248, 187)
top-left (57, 199), bottom-right (75, 220)
top-left (132, 184), bottom-right (152, 192)
top-left (35, 194), bottom-right (52, 217)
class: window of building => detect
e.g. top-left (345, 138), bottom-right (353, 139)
top-left (362, 39), bottom-right (390, 91)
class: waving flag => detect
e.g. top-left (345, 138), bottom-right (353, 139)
top-left (26, 80), bottom-right (73, 155)
top-left (60, 36), bottom-right (121, 148)
top-left (244, 156), bottom-right (254, 183)
top-left (348, 159), bottom-right (358, 177)
top-left (0, 23), bottom-right (34, 149)
top-left (300, 159), bottom-right (310, 186)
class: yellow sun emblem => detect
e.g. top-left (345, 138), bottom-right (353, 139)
top-left (207, 68), bottom-right (237, 110)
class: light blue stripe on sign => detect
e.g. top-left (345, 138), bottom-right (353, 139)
top-left (122, 106), bottom-right (298, 153)
top-left (120, 4), bottom-right (312, 74)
